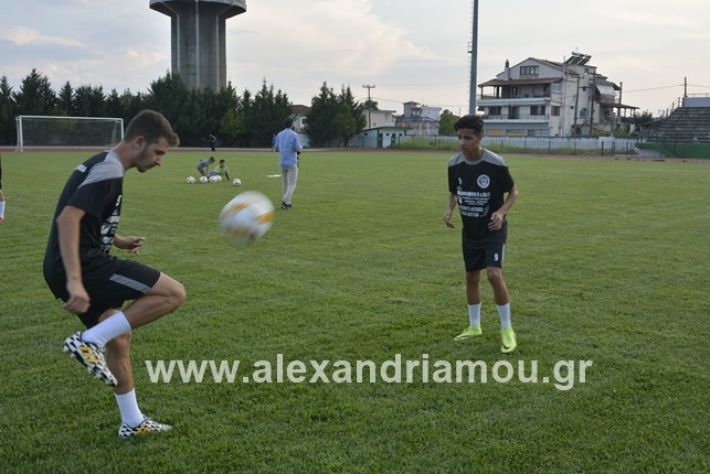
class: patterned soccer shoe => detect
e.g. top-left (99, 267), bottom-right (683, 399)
top-left (453, 325), bottom-right (483, 341)
top-left (500, 327), bottom-right (517, 353)
top-left (118, 418), bottom-right (173, 440)
top-left (63, 331), bottom-right (117, 387)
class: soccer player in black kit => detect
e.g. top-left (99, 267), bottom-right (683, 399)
top-left (43, 110), bottom-right (186, 438)
top-left (443, 115), bottom-right (519, 353)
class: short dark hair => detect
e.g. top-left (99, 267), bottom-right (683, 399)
top-left (219, 159), bottom-right (225, 164)
top-left (208, 156), bottom-right (215, 163)
top-left (284, 117), bottom-right (294, 129)
top-left (454, 115), bottom-right (484, 136)
top-left (124, 110), bottom-right (180, 147)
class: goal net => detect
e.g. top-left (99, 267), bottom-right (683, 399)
top-left (15, 115), bottom-right (124, 151)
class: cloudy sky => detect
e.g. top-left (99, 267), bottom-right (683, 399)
top-left (1, 0), bottom-right (708, 116)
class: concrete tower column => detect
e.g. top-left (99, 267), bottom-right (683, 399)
top-left (150, 0), bottom-right (246, 90)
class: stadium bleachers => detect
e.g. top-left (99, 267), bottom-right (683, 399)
top-left (647, 106), bottom-right (710, 143)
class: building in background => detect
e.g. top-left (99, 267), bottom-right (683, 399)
top-left (395, 101), bottom-right (441, 137)
top-left (477, 53), bottom-right (637, 137)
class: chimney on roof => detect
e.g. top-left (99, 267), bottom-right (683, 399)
top-left (504, 59), bottom-right (510, 79)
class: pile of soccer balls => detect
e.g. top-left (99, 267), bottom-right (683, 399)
top-left (186, 176), bottom-right (242, 186)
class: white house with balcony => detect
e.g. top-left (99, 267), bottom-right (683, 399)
top-left (477, 53), bottom-right (637, 137)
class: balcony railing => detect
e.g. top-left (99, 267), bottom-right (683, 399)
top-left (485, 114), bottom-right (550, 121)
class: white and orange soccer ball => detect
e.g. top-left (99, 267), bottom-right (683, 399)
top-left (218, 191), bottom-right (274, 244)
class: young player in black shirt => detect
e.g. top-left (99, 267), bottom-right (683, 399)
top-left (444, 115), bottom-right (519, 353)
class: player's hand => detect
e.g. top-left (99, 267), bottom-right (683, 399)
top-left (443, 209), bottom-right (455, 228)
top-left (488, 211), bottom-right (505, 231)
top-left (115, 235), bottom-right (145, 255)
top-left (64, 280), bottom-right (90, 314)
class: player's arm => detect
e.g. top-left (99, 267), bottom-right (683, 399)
top-left (114, 234), bottom-right (145, 255)
top-left (443, 192), bottom-right (457, 228)
top-left (489, 185), bottom-right (519, 231)
top-left (56, 205), bottom-right (90, 314)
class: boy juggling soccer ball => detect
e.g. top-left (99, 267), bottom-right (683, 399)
top-left (443, 115), bottom-right (520, 353)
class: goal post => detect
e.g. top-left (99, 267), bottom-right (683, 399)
top-left (15, 115), bottom-right (124, 152)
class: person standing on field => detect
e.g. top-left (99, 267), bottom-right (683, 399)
top-left (0, 154), bottom-right (6, 222)
top-left (43, 109), bottom-right (186, 439)
top-left (443, 115), bottom-right (520, 353)
top-left (274, 118), bottom-right (303, 209)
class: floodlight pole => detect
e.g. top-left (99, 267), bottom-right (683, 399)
top-left (468, 0), bottom-right (479, 115)
top-left (363, 84), bottom-right (376, 129)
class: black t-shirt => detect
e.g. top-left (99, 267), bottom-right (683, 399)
top-left (448, 149), bottom-right (514, 244)
top-left (44, 151), bottom-right (124, 276)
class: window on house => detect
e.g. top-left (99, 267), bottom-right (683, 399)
top-left (530, 106), bottom-right (546, 116)
top-left (511, 87), bottom-right (519, 97)
top-left (551, 106), bottom-right (561, 116)
top-left (520, 66), bottom-right (539, 76)
top-left (489, 106), bottom-right (501, 116)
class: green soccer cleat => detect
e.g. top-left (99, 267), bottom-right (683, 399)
top-left (500, 327), bottom-right (517, 353)
top-left (453, 325), bottom-right (483, 341)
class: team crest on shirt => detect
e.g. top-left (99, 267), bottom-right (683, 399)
top-left (477, 174), bottom-right (490, 189)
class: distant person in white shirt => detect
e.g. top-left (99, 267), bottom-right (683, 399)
top-left (274, 118), bottom-right (303, 209)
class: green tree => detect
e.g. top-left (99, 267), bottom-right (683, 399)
top-left (56, 82), bottom-right (73, 116)
top-left (13, 69), bottom-right (57, 115)
top-left (0, 76), bottom-right (17, 145)
top-left (439, 109), bottom-right (458, 136)
top-left (248, 80), bottom-right (291, 147)
top-left (335, 86), bottom-right (365, 146)
top-left (305, 82), bottom-right (339, 147)
top-left (73, 85), bottom-right (106, 117)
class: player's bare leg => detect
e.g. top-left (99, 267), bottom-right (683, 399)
top-left (487, 267), bottom-right (516, 353)
top-left (122, 273), bottom-right (186, 329)
top-left (455, 270), bottom-right (484, 340)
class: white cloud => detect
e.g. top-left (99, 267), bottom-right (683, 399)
top-left (0, 26), bottom-right (84, 48)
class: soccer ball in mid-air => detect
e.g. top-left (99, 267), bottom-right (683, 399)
top-left (218, 191), bottom-right (274, 244)
top-left (232, 178), bottom-right (242, 186)
top-left (199, 176), bottom-right (208, 184)
top-left (186, 176), bottom-right (196, 184)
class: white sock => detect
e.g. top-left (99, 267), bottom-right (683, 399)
top-left (468, 303), bottom-right (481, 327)
top-left (82, 312), bottom-right (132, 347)
top-left (115, 389), bottom-right (145, 427)
top-left (0, 201), bottom-right (5, 219)
top-left (497, 303), bottom-right (512, 329)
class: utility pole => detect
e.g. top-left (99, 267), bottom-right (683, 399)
top-left (362, 84), bottom-right (376, 129)
top-left (468, 0), bottom-right (479, 115)
top-left (589, 70), bottom-right (596, 137)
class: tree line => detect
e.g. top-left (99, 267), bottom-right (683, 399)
top-left (0, 69), bottom-right (368, 147)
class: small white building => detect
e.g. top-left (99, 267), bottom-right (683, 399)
top-left (395, 101), bottom-right (441, 136)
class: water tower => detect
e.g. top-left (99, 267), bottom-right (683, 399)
top-left (150, 0), bottom-right (246, 90)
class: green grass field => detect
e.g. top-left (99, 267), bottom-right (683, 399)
top-left (1, 150), bottom-right (708, 472)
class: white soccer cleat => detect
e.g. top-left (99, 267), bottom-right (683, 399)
top-left (118, 417), bottom-right (173, 440)
top-left (63, 332), bottom-right (117, 387)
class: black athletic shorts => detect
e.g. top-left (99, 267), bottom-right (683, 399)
top-left (45, 253), bottom-right (160, 328)
top-left (462, 236), bottom-right (506, 272)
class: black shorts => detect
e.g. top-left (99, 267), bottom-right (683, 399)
top-left (45, 253), bottom-right (160, 328)
top-left (462, 237), bottom-right (506, 272)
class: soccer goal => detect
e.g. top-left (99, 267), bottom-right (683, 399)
top-left (15, 115), bottom-right (124, 152)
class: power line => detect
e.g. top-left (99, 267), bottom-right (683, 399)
top-left (623, 84), bottom-right (684, 93)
